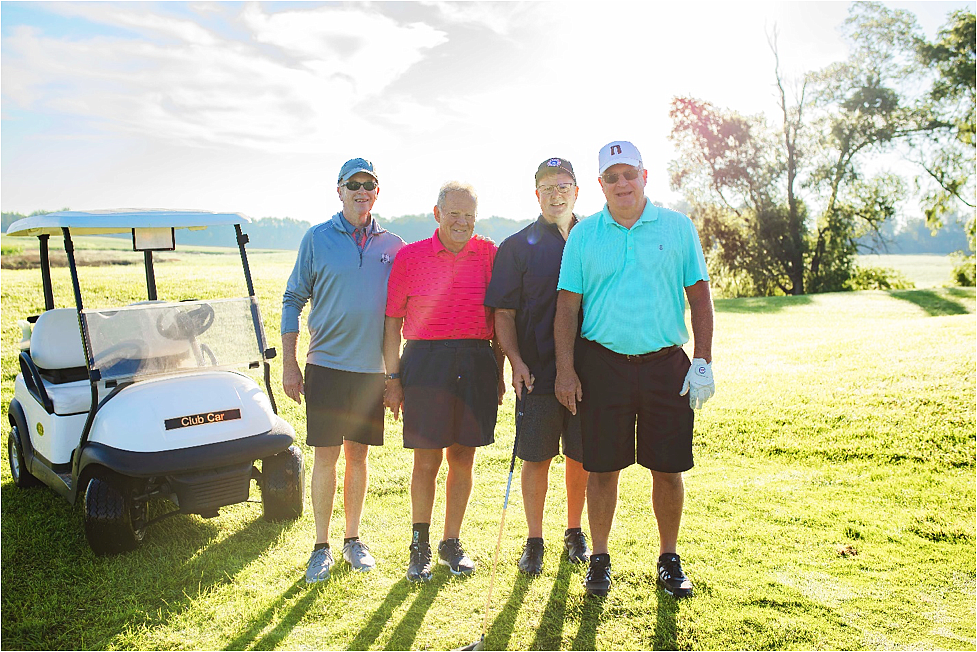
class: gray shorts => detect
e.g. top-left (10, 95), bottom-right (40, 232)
top-left (514, 393), bottom-right (583, 463)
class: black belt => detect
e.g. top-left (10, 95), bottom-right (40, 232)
top-left (406, 339), bottom-right (491, 349)
top-left (583, 339), bottom-right (678, 363)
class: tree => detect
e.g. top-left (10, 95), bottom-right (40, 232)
top-left (669, 3), bottom-right (941, 296)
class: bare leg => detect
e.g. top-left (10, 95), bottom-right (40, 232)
top-left (565, 456), bottom-right (588, 530)
top-left (342, 440), bottom-right (369, 538)
top-left (651, 470), bottom-right (684, 555)
top-left (311, 445), bottom-right (342, 545)
top-left (587, 470), bottom-right (621, 555)
top-left (411, 448), bottom-right (443, 525)
top-left (522, 458), bottom-right (552, 539)
top-left (443, 443), bottom-right (476, 540)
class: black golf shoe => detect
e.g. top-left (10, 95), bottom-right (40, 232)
top-left (584, 553), bottom-right (612, 596)
top-left (518, 538), bottom-right (544, 575)
top-left (564, 528), bottom-right (590, 564)
top-left (438, 538), bottom-right (475, 575)
top-left (657, 553), bottom-right (693, 598)
top-left (407, 541), bottom-right (433, 583)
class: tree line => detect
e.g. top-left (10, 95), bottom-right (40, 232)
top-left (669, 3), bottom-right (975, 295)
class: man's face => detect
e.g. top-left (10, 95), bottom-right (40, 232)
top-left (598, 164), bottom-right (647, 215)
top-left (434, 190), bottom-right (477, 253)
top-left (337, 171), bottom-right (379, 226)
top-left (536, 172), bottom-right (578, 223)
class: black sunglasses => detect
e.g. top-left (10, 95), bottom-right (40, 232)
top-left (602, 169), bottom-right (641, 184)
top-left (343, 180), bottom-right (377, 191)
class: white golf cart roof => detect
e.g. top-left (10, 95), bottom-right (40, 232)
top-left (5, 209), bottom-right (251, 237)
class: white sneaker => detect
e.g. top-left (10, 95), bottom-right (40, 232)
top-left (343, 539), bottom-right (376, 572)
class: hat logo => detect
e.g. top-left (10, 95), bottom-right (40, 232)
top-left (610, 145), bottom-right (623, 156)
top-left (547, 158), bottom-right (561, 167)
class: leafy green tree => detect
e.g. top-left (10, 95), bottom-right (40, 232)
top-left (669, 3), bottom-right (946, 296)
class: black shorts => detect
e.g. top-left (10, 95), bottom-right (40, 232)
top-left (577, 340), bottom-right (694, 474)
top-left (304, 364), bottom-right (385, 448)
top-left (401, 340), bottom-right (499, 450)
top-left (515, 393), bottom-right (583, 463)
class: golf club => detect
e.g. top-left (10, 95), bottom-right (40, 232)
top-left (456, 386), bottom-right (527, 652)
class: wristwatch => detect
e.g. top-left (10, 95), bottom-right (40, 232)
top-left (385, 372), bottom-right (401, 380)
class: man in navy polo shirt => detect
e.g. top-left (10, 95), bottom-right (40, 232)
top-left (554, 141), bottom-right (715, 598)
top-left (282, 158), bottom-right (405, 583)
top-left (485, 157), bottom-right (591, 576)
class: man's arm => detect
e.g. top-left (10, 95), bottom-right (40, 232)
top-left (494, 308), bottom-right (533, 398)
top-left (685, 280), bottom-right (714, 363)
top-left (554, 290), bottom-right (583, 415)
top-left (491, 335), bottom-right (507, 405)
top-left (382, 316), bottom-right (405, 420)
top-left (281, 331), bottom-right (304, 404)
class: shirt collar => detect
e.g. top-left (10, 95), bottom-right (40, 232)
top-left (535, 214), bottom-right (578, 238)
top-left (598, 200), bottom-right (658, 228)
top-left (430, 228), bottom-right (477, 256)
top-left (333, 211), bottom-right (380, 235)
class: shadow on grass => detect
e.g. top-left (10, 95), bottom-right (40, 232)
top-left (528, 556), bottom-right (574, 650)
top-left (571, 593), bottom-right (605, 650)
top-left (0, 487), bottom-right (287, 650)
top-left (382, 573), bottom-right (452, 651)
top-left (483, 571), bottom-right (532, 650)
top-left (651, 585), bottom-right (681, 650)
top-left (222, 578), bottom-right (313, 651)
top-left (713, 294), bottom-right (812, 314)
top-left (348, 577), bottom-right (416, 650)
top-left (888, 288), bottom-right (972, 316)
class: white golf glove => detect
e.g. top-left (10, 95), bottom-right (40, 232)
top-left (680, 358), bottom-right (714, 410)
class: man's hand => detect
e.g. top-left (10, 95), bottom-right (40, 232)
top-left (555, 368), bottom-right (583, 415)
top-left (680, 358), bottom-right (715, 410)
top-left (510, 359), bottom-right (534, 400)
top-left (384, 379), bottom-right (404, 420)
top-left (283, 363), bottom-right (304, 405)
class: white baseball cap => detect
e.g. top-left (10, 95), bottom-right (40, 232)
top-left (598, 141), bottom-right (643, 175)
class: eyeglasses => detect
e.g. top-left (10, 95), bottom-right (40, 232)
top-left (601, 169), bottom-right (641, 184)
top-left (537, 183), bottom-right (575, 195)
top-left (343, 180), bottom-right (377, 191)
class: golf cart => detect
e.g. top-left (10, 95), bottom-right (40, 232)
top-left (6, 209), bottom-right (304, 556)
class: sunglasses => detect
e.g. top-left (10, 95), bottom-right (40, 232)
top-left (601, 169), bottom-right (641, 184)
top-left (343, 180), bottom-right (377, 191)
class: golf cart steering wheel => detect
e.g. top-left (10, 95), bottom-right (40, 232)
top-left (155, 304), bottom-right (215, 341)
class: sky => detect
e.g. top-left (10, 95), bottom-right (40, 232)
top-left (2, 1), bottom-right (974, 225)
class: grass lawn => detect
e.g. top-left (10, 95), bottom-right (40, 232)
top-left (1, 244), bottom-right (974, 651)
top-left (857, 253), bottom-right (960, 288)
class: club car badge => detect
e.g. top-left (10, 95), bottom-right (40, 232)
top-left (165, 409), bottom-right (242, 430)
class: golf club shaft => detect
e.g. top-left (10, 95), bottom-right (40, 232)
top-left (479, 388), bottom-right (526, 642)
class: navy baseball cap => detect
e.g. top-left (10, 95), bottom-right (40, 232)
top-left (338, 158), bottom-right (378, 184)
top-left (535, 157), bottom-right (576, 184)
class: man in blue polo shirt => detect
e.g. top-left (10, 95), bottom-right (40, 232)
top-left (282, 157), bottom-right (405, 583)
top-left (485, 157), bottom-right (591, 576)
top-left (554, 141), bottom-right (715, 598)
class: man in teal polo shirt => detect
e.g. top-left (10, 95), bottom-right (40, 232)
top-left (554, 140), bottom-right (715, 598)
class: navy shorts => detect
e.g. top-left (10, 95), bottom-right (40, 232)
top-left (577, 340), bottom-right (694, 473)
top-left (515, 393), bottom-right (583, 463)
top-left (401, 339), bottom-right (499, 449)
top-left (304, 364), bottom-right (385, 448)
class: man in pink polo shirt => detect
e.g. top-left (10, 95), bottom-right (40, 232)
top-left (382, 180), bottom-right (506, 582)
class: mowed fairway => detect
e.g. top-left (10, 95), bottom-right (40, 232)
top-left (1, 247), bottom-right (974, 651)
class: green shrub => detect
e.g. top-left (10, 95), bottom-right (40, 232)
top-left (951, 253), bottom-right (976, 286)
top-left (845, 265), bottom-right (915, 290)
top-left (1, 243), bottom-right (24, 256)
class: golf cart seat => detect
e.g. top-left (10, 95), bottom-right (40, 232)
top-left (23, 309), bottom-right (95, 415)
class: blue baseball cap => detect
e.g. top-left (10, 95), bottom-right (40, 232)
top-left (337, 158), bottom-right (378, 184)
top-left (535, 157), bottom-right (576, 184)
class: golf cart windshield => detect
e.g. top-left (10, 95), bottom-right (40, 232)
top-left (82, 298), bottom-right (262, 382)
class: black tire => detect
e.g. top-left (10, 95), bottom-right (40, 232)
top-left (8, 426), bottom-right (43, 488)
top-left (261, 445), bottom-right (304, 521)
top-left (84, 475), bottom-right (147, 556)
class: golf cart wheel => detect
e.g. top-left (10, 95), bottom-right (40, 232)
top-left (261, 445), bottom-right (304, 521)
top-left (8, 426), bottom-right (43, 488)
top-left (84, 475), bottom-right (147, 556)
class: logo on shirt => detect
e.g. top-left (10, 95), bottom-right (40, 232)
top-left (380, 253), bottom-right (391, 264)
top-left (659, 244), bottom-right (664, 250)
